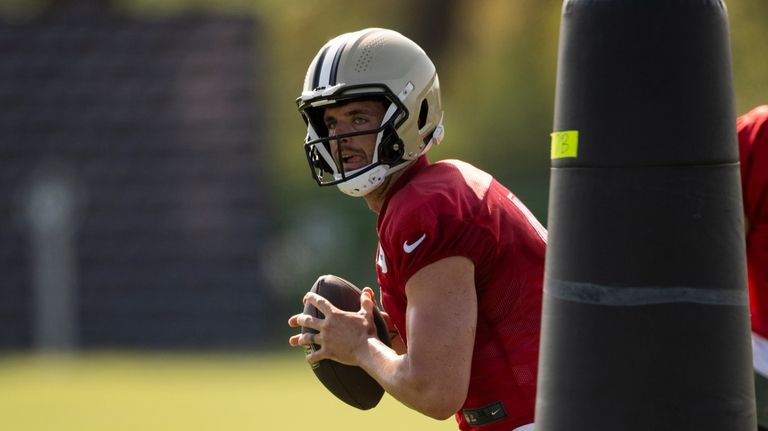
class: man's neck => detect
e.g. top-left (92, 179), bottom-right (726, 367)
top-left (363, 170), bottom-right (403, 214)
top-left (363, 179), bottom-right (391, 214)
top-left (361, 157), bottom-right (424, 214)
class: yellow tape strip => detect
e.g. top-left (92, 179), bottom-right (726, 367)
top-left (550, 130), bottom-right (579, 159)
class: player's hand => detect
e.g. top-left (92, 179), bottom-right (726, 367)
top-left (288, 287), bottom-right (379, 366)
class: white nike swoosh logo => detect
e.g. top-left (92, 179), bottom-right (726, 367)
top-left (403, 233), bottom-right (426, 253)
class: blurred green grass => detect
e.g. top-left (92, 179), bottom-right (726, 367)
top-left (0, 352), bottom-right (454, 431)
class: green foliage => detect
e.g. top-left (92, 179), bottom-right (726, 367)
top-left (728, 0), bottom-right (768, 114)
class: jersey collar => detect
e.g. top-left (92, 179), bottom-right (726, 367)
top-left (378, 155), bottom-right (429, 219)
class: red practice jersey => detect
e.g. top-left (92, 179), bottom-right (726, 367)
top-left (738, 105), bottom-right (768, 343)
top-left (376, 156), bottom-right (546, 431)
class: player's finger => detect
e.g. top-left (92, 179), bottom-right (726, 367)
top-left (362, 286), bottom-right (377, 306)
top-left (287, 313), bottom-right (306, 328)
top-left (293, 314), bottom-right (321, 331)
top-left (304, 338), bottom-right (327, 364)
top-left (288, 333), bottom-right (302, 346)
top-left (288, 330), bottom-right (322, 347)
top-left (305, 351), bottom-right (321, 365)
top-left (304, 292), bottom-right (337, 315)
top-left (302, 332), bottom-right (319, 345)
top-left (287, 314), bottom-right (299, 327)
top-left (360, 287), bottom-right (375, 314)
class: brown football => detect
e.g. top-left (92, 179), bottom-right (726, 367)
top-left (301, 274), bottom-right (391, 410)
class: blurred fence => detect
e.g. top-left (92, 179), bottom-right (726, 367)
top-left (0, 4), bottom-right (279, 350)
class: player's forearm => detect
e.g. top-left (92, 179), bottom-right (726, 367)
top-left (357, 338), bottom-right (466, 420)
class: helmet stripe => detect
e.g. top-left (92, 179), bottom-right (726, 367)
top-left (328, 39), bottom-right (347, 85)
top-left (318, 38), bottom-right (345, 88)
top-left (311, 45), bottom-right (331, 90)
top-left (318, 30), bottom-right (368, 88)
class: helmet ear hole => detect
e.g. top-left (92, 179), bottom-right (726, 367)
top-left (417, 99), bottom-right (429, 129)
top-left (379, 134), bottom-right (404, 164)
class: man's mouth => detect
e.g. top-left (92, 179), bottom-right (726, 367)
top-left (340, 152), bottom-right (367, 171)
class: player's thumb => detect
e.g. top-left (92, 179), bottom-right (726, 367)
top-left (360, 287), bottom-right (375, 314)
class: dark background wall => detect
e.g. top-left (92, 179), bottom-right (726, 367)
top-left (0, 3), bottom-right (277, 350)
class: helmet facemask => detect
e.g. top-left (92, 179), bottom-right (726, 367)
top-left (299, 84), bottom-right (410, 196)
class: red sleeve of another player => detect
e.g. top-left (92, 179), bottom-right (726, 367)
top-left (738, 105), bottom-right (768, 338)
top-left (738, 105), bottom-right (768, 223)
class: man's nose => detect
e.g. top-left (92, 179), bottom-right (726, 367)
top-left (329, 126), bottom-right (351, 150)
top-left (329, 132), bottom-right (348, 154)
top-left (331, 121), bottom-right (352, 136)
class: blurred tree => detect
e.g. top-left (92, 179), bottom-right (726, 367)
top-left (40, 0), bottom-right (113, 16)
top-left (728, 0), bottom-right (768, 114)
top-left (438, 0), bottom-right (561, 221)
top-left (399, 0), bottom-right (459, 71)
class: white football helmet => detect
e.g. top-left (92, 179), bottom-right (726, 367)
top-left (297, 28), bottom-right (444, 197)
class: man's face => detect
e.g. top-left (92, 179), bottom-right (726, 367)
top-left (323, 100), bottom-right (386, 173)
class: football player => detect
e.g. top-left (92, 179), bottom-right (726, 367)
top-left (288, 28), bottom-right (545, 431)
